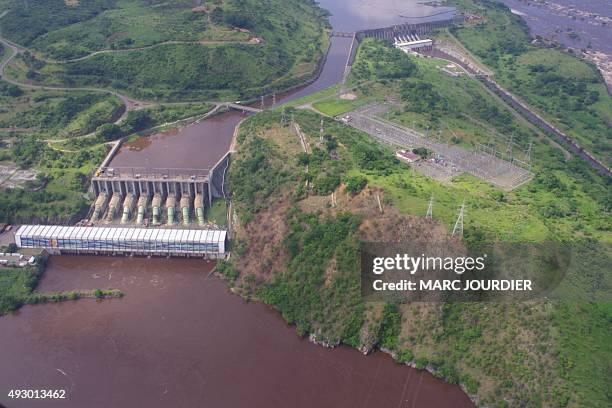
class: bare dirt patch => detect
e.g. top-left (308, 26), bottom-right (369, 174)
top-left (0, 162), bottom-right (37, 189)
top-left (340, 92), bottom-right (357, 101)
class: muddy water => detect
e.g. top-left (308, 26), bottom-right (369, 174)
top-left (0, 258), bottom-right (473, 408)
top-left (110, 111), bottom-right (245, 170)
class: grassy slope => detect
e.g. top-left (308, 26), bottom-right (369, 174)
top-left (1, 0), bottom-right (247, 58)
top-left (448, 0), bottom-right (611, 167)
top-left (1, 0), bottom-right (329, 101)
top-left (225, 37), bottom-right (611, 405)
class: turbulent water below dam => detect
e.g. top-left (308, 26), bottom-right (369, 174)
top-left (0, 1), bottom-right (474, 407)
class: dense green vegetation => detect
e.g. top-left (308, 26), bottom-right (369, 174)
top-left (0, 263), bottom-right (44, 315)
top-left (1, 0), bottom-right (329, 101)
top-left (0, 86), bottom-right (123, 138)
top-left (0, 85), bottom-right (111, 226)
top-left (0, 135), bottom-right (108, 223)
top-left (317, 39), bottom-right (611, 240)
top-left (447, 0), bottom-right (612, 166)
top-left (227, 52), bottom-right (610, 403)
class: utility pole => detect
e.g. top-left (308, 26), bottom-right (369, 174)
top-left (260, 95), bottom-right (265, 111)
top-left (272, 92), bottom-right (276, 106)
top-left (452, 200), bottom-right (465, 238)
top-left (426, 195), bottom-right (433, 219)
top-left (281, 108), bottom-right (286, 126)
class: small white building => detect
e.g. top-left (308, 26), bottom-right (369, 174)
top-left (396, 150), bottom-right (421, 163)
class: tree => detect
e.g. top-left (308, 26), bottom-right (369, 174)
top-left (345, 175), bottom-right (367, 195)
top-left (121, 110), bottom-right (152, 134)
top-left (97, 123), bottom-right (122, 141)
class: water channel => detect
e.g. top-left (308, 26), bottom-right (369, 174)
top-left (0, 2), bottom-right (473, 407)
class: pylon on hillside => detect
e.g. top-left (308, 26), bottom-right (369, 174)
top-left (452, 200), bottom-right (465, 237)
top-left (426, 196), bottom-right (434, 219)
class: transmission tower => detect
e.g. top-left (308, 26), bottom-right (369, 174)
top-left (452, 201), bottom-right (465, 238)
top-left (506, 135), bottom-right (514, 157)
top-left (525, 141), bottom-right (533, 162)
top-left (320, 118), bottom-right (324, 143)
top-left (272, 92), bottom-right (276, 106)
top-left (260, 95), bottom-right (265, 111)
top-left (281, 108), bottom-right (287, 125)
top-left (426, 196), bottom-right (433, 219)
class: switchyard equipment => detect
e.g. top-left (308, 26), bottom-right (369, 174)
top-left (344, 104), bottom-right (533, 191)
top-left (15, 225), bottom-right (227, 258)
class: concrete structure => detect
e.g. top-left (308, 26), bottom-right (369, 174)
top-left (90, 151), bottom-right (231, 225)
top-left (15, 225), bottom-right (227, 258)
top-left (358, 16), bottom-right (462, 41)
top-left (394, 34), bottom-right (433, 52)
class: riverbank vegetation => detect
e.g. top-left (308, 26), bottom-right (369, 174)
top-left (226, 85), bottom-right (610, 405)
top-left (447, 0), bottom-right (611, 167)
top-left (0, 259), bottom-right (123, 316)
top-left (1, 0), bottom-right (330, 101)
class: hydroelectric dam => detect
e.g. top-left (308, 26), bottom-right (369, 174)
top-left (89, 152), bottom-right (230, 228)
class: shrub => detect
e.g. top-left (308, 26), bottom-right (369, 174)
top-left (345, 175), bottom-right (367, 195)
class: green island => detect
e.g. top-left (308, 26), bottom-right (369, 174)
top-left (0, 258), bottom-right (122, 316)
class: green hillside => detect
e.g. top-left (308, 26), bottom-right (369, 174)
top-left (0, 0), bottom-right (329, 100)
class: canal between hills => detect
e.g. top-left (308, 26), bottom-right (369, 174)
top-left (0, 1), bottom-right (473, 407)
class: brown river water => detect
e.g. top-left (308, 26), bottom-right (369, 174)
top-left (0, 258), bottom-right (472, 408)
top-left (0, 1), bottom-right (473, 407)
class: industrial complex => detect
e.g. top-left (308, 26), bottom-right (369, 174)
top-left (15, 225), bottom-right (227, 258)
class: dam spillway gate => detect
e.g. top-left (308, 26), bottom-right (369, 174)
top-left (90, 152), bottom-right (230, 227)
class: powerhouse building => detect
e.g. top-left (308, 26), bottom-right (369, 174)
top-left (15, 225), bottom-right (226, 258)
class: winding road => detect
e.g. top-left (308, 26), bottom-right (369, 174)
top-left (23, 39), bottom-right (259, 64)
top-left (0, 36), bottom-right (146, 125)
top-left (0, 35), bottom-right (242, 146)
